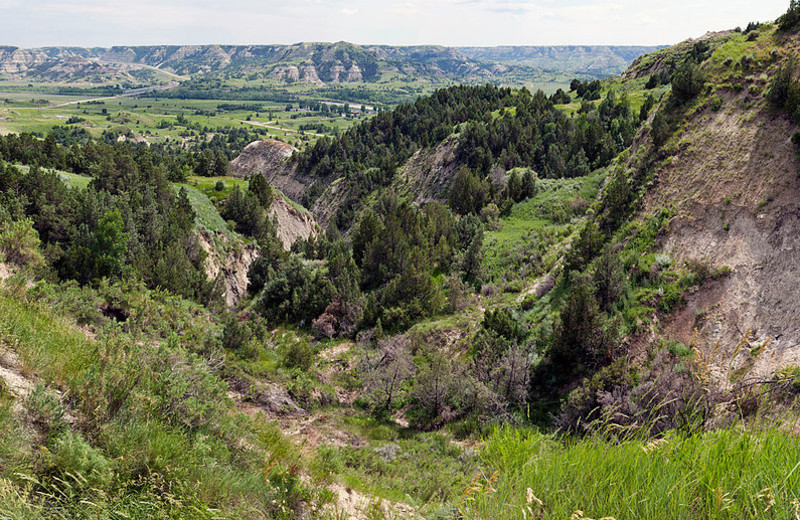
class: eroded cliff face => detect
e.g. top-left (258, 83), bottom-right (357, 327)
top-left (196, 190), bottom-right (318, 306)
top-left (229, 140), bottom-right (318, 203)
top-left (270, 196), bottom-right (318, 250)
top-left (304, 135), bottom-right (464, 230)
top-left (228, 133), bottom-right (466, 231)
top-left (230, 140), bottom-right (297, 179)
top-left (0, 42), bottom-right (522, 84)
top-left (639, 88), bottom-right (800, 385)
top-left (197, 229), bottom-right (258, 307)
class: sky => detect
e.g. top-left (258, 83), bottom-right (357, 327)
top-left (0, 0), bottom-right (790, 48)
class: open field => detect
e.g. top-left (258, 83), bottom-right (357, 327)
top-left (0, 81), bottom-right (377, 149)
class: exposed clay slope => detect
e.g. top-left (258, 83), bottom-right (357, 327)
top-left (309, 178), bottom-right (353, 230)
top-left (270, 196), bottom-right (319, 250)
top-left (399, 135), bottom-right (461, 205)
top-left (197, 229), bottom-right (258, 307)
top-left (294, 136), bottom-right (462, 231)
top-left (229, 140), bottom-right (297, 180)
top-left (230, 144), bottom-right (316, 203)
top-left (644, 90), bottom-right (800, 383)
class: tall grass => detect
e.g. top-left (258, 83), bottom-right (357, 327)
top-left (0, 287), bottom-right (319, 518)
top-left (461, 426), bottom-right (800, 519)
top-left (0, 292), bottom-right (94, 388)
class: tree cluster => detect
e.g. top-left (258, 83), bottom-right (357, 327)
top-left (0, 143), bottom-right (218, 304)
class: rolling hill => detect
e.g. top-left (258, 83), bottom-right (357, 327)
top-left (0, 42), bottom-right (662, 85)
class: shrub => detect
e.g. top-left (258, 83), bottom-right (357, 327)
top-left (221, 315), bottom-right (257, 358)
top-left (550, 278), bottom-right (611, 378)
top-left (0, 217), bottom-right (44, 269)
top-left (282, 338), bottom-right (315, 371)
top-left (557, 353), bottom-right (712, 437)
top-left (25, 384), bottom-right (66, 442)
top-left (520, 293), bottom-right (537, 311)
top-left (651, 110), bottom-right (673, 149)
top-left (46, 431), bottom-right (113, 490)
top-left (662, 339), bottom-right (693, 358)
top-left (359, 336), bottom-right (414, 416)
top-left (594, 246), bottom-right (625, 311)
top-left (155, 345), bottom-right (229, 431)
top-left (671, 61), bottom-right (706, 103)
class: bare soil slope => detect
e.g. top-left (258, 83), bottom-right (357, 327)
top-left (646, 90), bottom-right (800, 383)
top-left (197, 230), bottom-right (259, 307)
top-left (270, 196), bottom-right (319, 250)
top-left (230, 140), bottom-right (297, 179)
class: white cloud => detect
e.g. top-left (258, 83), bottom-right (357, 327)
top-left (391, 2), bottom-right (420, 16)
top-left (0, 0), bottom-right (792, 47)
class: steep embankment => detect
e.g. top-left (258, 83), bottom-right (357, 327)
top-left (270, 195), bottom-right (319, 250)
top-left (191, 185), bottom-right (318, 306)
top-left (232, 134), bottom-right (466, 229)
top-left (230, 139), bottom-right (298, 180)
top-left (229, 140), bottom-right (314, 202)
top-left (197, 229), bottom-right (258, 307)
top-left (630, 27), bottom-right (800, 384)
top-left (308, 134), bottom-right (464, 228)
top-left (652, 94), bottom-right (800, 381)
top-left (400, 134), bottom-right (462, 205)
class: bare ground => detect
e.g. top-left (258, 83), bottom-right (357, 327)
top-left (229, 339), bottom-right (421, 519)
top-left (645, 89), bottom-right (800, 386)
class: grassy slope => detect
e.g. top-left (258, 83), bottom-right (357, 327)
top-left (0, 283), bottom-right (322, 519)
top-left (464, 426), bottom-right (800, 519)
top-left (483, 169), bottom-right (606, 285)
top-left (461, 23), bottom-right (800, 520)
top-left (5, 27), bottom-right (800, 519)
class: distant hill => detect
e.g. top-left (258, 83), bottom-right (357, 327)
top-left (459, 45), bottom-right (665, 76)
top-left (0, 42), bottom-right (660, 85)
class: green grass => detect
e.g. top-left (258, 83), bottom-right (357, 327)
top-left (463, 426), bottom-right (800, 519)
top-left (14, 164), bottom-right (91, 190)
top-left (319, 429), bottom-right (479, 514)
top-left (483, 169), bottom-right (606, 284)
top-left (0, 291), bottom-right (93, 388)
top-left (174, 182), bottom-right (231, 235)
top-left (187, 175), bottom-right (248, 204)
top-left (0, 83), bottom-right (375, 148)
top-left (0, 283), bottom-right (320, 519)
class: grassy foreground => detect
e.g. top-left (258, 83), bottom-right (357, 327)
top-left (461, 426), bottom-right (800, 519)
top-left (0, 286), bottom-right (324, 519)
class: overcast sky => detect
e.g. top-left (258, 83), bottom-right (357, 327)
top-left (0, 0), bottom-right (790, 48)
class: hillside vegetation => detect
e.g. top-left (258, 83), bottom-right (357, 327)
top-left (3, 5), bottom-right (800, 518)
